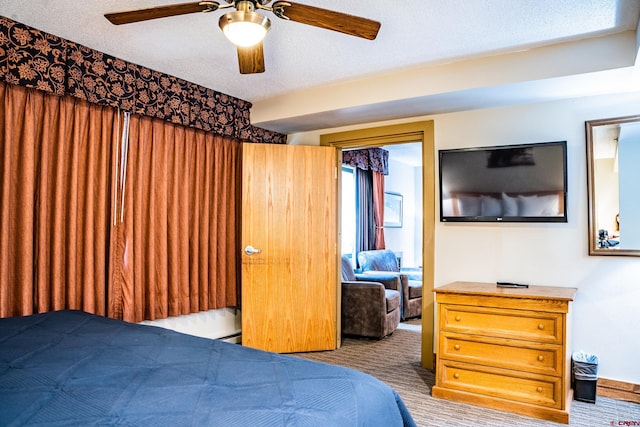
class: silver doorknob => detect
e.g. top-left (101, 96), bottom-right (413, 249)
top-left (244, 245), bottom-right (262, 255)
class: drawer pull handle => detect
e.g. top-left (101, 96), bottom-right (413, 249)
top-left (536, 386), bottom-right (543, 393)
top-left (453, 373), bottom-right (460, 379)
top-left (455, 316), bottom-right (461, 322)
top-left (537, 324), bottom-right (545, 330)
top-left (537, 355), bottom-right (544, 362)
top-left (454, 344), bottom-right (460, 351)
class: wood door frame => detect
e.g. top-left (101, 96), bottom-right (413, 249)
top-left (320, 121), bottom-right (435, 369)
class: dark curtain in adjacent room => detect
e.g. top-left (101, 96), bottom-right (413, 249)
top-left (355, 168), bottom-right (376, 263)
top-left (344, 148), bottom-right (389, 263)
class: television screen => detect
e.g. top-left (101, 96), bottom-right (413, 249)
top-left (439, 141), bottom-right (567, 222)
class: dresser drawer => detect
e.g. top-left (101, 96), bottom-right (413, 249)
top-left (438, 360), bottom-right (563, 409)
top-left (440, 332), bottom-right (563, 376)
top-left (440, 304), bottom-right (563, 343)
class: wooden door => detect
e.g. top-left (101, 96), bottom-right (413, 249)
top-left (241, 143), bottom-right (338, 353)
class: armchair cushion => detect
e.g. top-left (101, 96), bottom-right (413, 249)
top-left (341, 281), bottom-right (399, 314)
top-left (384, 289), bottom-right (401, 313)
top-left (358, 249), bottom-right (399, 273)
top-left (408, 280), bottom-right (422, 299)
top-left (401, 268), bottom-right (423, 281)
top-left (354, 272), bottom-right (401, 293)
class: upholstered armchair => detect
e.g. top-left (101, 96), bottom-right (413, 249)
top-left (340, 256), bottom-right (401, 339)
top-left (357, 249), bottom-right (422, 320)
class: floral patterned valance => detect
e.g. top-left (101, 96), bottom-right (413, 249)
top-left (0, 16), bottom-right (285, 144)
top-left (342, 148), bottom-right (389, 175)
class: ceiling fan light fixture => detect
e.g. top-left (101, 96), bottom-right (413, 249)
top-left (104, 0), bottom-right (382, 74)
top-left (219, 8), bottom-right (271, 48)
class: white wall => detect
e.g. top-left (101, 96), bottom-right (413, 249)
top-left (290, 91), bottom-right (640, 385)
top-left (384, 157), bottom-right (422, 268)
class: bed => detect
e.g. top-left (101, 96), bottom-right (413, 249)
top-left (0, 310), bottom-right (416, 426)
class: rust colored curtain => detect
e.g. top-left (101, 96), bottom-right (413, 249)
top-left (110, 114), bottom-right (240, 322)
top-left (0, 81), bottom-right (118, 317)
top-left (372, 171), bottom-right (386, 249)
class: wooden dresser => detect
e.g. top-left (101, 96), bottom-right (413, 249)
top-left (432, 281), bottom-right (577, 424)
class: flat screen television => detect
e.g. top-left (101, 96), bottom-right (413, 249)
top-left (439, 141), bottom-right (567, 223)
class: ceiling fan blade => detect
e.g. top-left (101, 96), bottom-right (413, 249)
top-left (237, 43), bottom-right (266, 74)
top-left (105, 2), bottom-right (217, 25)
top-left (272, 1), bottom-right (380, 40)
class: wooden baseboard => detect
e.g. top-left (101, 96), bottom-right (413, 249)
top-left (597, 378), bottom-right (640, 404)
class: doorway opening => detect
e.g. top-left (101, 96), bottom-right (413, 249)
top-left (340, 143), bottom-right (423, 330)
top-left (322, 120), bottom-right (435, 369)
top-left (381, 142), bottom-right (423, 271)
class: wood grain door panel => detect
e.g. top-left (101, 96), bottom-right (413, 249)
top-left (241, 143), bottom-right (337, 353)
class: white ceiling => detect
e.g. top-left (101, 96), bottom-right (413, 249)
top-left (384, 143), bottom-right (422, 168)
top-left (1, 0), bottom-right (639, 134)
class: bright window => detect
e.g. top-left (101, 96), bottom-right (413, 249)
top-left (341, 165), bottom-right (356, 260)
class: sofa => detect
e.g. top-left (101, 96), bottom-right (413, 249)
top-left (357, 249), bottom-right (422, 320)
top-left (340, 256), bottom-right (401, 339)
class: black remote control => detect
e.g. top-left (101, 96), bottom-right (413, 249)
top-left (496, 281), bottom-right (529, 288)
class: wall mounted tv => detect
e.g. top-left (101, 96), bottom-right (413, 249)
top-left (439, 141), bottom-right (567, 223)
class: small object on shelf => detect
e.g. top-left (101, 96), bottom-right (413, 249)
top-left (496, 281), bottom-right (529, 288)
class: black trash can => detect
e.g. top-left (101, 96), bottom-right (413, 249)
top-left (572, 352), bottom-right (599, 403)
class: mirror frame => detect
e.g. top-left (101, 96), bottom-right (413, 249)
top-left (586, 114), bottom-right (640, 256)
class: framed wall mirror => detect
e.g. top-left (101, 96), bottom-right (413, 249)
top-left (586, 114), bottom-right (640, 256)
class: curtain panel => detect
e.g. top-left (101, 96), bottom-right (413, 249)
top-left (1, 81), bottom-right (240, 321)
top-left (111, 114), bottom-right (240, 322)
top-left (344, 148), bottom-right (389, 252)
top-left (0, 81), bottom-right (117, 317)
top-left (355, 168), bottom-right (376, 259)
top-left (372, 171), bottom-right (386, 249)
top-left (0, 16), bottom-right (286, 144)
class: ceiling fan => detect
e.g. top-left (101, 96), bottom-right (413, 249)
top-left (104, 1), bottom-right (381, 74)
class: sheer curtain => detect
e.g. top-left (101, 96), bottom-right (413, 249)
top-left (0, 81), bottom-right (118, 317)
top-left (110, 113), bottom-right (240, 322)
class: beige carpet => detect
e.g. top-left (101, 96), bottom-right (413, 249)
top-left (292, 327), bottom-right (640, 426)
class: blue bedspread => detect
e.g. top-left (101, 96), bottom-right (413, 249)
top-left (0, 310), bottom-right (416, 426)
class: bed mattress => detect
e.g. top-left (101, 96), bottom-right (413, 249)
top-left (0, 310), bottom-right (415, 426)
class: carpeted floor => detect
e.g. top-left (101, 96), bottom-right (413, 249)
top-left (292, 326), bottom-right (640, 427)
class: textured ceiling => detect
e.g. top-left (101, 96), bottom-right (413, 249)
top-left (1, 0), bottom-right (639, 133)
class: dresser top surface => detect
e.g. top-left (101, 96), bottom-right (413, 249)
top-left (435, 281), bottom-right (577, 301)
